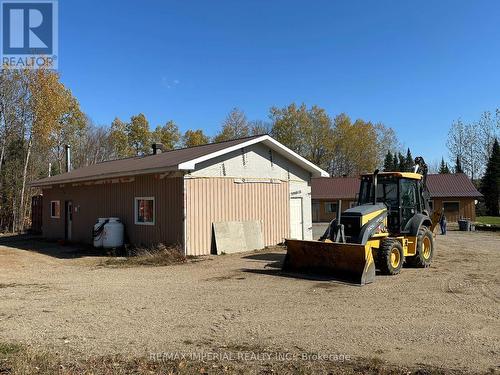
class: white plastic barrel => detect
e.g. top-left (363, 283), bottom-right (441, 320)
top-left (102, 218), bottom-right (125, 248)
top-left (93, 218), bottom-right (107, 248)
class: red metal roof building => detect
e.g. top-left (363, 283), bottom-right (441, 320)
top-left (311, 173), bottom-right (482, 222)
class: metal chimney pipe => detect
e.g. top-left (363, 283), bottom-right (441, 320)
top-left (152, 143), bottom-right (165, 155)
top-left (65, 145), bottom-right (72, 173)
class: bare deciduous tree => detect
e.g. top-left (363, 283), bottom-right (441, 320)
top-left (447, 111), bottom-right (500, 180)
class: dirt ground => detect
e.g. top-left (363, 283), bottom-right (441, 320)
top-left (0, 231), bottom-right (499, 374)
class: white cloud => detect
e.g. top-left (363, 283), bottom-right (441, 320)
top-left (161, 77), bottom-right (180, 89)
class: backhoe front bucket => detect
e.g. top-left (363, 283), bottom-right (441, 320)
top-left (283, 239), bottom-right (376, 285)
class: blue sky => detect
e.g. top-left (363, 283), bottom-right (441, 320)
top-left (58, 0), bottom-right (500, 164)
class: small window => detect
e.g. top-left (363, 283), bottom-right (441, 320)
top-left (428, 200), bottom-right (434, 211)
top-left (135, 197), bottom-right (155, 225)
top-left (325, 202), bottom-right (337, 213)
top-left (443, 201), bottom-right (459, 215)
top-left (50, 201), bottom-right (60, 218)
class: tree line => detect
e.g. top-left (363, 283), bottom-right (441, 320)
top-left (0, 69), bottom-right (84, 231)
top-left (2, 68), bottom-right (498, 232)
top-left (95, 104), bottom-right (401, 178)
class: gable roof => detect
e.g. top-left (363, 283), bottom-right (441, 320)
top-left (31, 135), bottom-right (329, 187)
top-left (312, 177), bottom-right (360, 200)
top-left (426, 173), bottom-right (482, 198)
top-left (311, 173), bottom-right (482, 200)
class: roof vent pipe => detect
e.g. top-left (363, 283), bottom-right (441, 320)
top-left (152, 143), bottom-right (165, 155)
top-left (65, 145), bottom-right (72, 173)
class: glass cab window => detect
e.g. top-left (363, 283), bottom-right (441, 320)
top-left (359, 175), bottom-right (398, 209)
top-left (400, 179), bottom-right (418, 229)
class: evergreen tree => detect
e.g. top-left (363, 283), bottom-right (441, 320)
top-left (405, 148), bottom-right (413, 171)
top-left (439, 157), bottom-right (450, 174)
top-left (480, 139), bottom-right (500, 216)
top-left (392, 153), bottom-right (399, 171)
top-left (398, 152), bottom-right (405, 172)
top-left (454, 156), bottom-right (463, 173)
top-left (383, 151), bottom-right (393, 171)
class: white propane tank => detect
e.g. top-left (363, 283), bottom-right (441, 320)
top-left (102, 218), bottom-right (124, 248)
top-left (93, 218), bottom-right (107, 248)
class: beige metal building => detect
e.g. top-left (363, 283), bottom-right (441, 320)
top-left (31, 135), bottom-right (328, 256)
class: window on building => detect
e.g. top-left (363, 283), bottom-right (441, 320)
top-left (135, 197), bottom-right (155, 225)
top-left (443, 201), bottom-right (459, 215)
top-left (50, 201), bottom-right (60, 218)
top-left (428, 200), bottom-right (434, 211)
top-left (325, 202), bottom-right (337, 213)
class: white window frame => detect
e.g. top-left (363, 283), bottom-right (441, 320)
top-left (50, 200), bottom-right (60, 219)
top-left (134, 197), bottom-right (155, 226)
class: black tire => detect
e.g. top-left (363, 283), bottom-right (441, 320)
top-left (407, 226), bottom-right (434, 268)
top-left (377, 239), bottom-right (404, 275)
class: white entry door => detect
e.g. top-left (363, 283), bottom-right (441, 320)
top-left (290, 197), bottom-right (303, 240)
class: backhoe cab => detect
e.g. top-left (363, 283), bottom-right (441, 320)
top-left (283, 157), bottom-right (440, 285)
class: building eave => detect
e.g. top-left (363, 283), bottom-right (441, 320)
top-left (30, 166), bottom-right (180, 188)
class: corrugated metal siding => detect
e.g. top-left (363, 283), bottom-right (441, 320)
top-left (185, 178), bottom-right (290, 256)
top-left (42, 175), bottom-right (184, 247)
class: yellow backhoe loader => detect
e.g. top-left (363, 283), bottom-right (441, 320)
top-left (283, 157), bottom-right (441, 285)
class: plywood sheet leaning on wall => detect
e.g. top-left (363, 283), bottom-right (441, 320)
top-left (213, 220), bottom-right (265, 254)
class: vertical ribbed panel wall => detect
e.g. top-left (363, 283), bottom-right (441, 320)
top-left (185, 178), bottom-right (290, 256)
top-left (42, 175), bottom-right (184, 247)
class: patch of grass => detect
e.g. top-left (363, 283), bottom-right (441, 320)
top-left (475, 216), bottom-right (500, 225)
top-left (0, 342), bottom-right (22, 355)
top-left (100, 243), bottom-right (188, 268)
top-left (0, 342), bottom-right (471, 375)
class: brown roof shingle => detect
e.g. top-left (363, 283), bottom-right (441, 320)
top-left (32, 134), bottom-right (329, 187)
top-left (426, 173), bottom-right (482, 198)
top-left (32, 135), bottom-right (265, 186)
top-left (312, 173), bottom-right (482, 200)
top-left (312, 177), bottom-right (360, 200)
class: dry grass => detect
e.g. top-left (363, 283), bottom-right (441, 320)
top-left (0, 342), bottom-right (472, 375)
top-left (100, 243), bottom-right (189, 268)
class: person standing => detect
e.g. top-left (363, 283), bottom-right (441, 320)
top-left (439, 210), bottom-right (447, 235)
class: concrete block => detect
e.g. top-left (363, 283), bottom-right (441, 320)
top-left (213, 220), bottom-right (264, 254)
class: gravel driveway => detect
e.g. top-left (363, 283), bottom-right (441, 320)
top-left (0, 231), bottom-right (498, 373)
